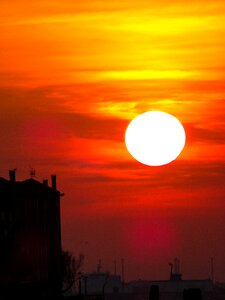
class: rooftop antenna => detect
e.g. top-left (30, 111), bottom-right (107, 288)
top-left (97, 259), bottom-right (102, 273)
top-left (114, 259), bottom-right (117, 275)
top-left (211, 257), bottom-right (214, 283)
top-left (169, 262), bottom-right (173, 279)
top-left (29, 166), bottom-right (36, 178)
top-left (170, 258), bottom-right (182, 281)
top-left (121, 258), bottom-right (125, 284)
top-left (174, 257), bottom-right (179, 274)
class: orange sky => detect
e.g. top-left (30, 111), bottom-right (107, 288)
top-left (0, 0), bottom-right (225, 281)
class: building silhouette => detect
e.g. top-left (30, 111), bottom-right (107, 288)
top-left (79, 259), bottom-right (222, 300)
top-left (0, 170), bottom-right (63, 300)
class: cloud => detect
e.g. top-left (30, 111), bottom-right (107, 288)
top-left (184, 122), bottom-right (225, 145)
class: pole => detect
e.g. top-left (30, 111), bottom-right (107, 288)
top-left (211, 257), bottom-right (214, 283)
top-left (114, 260), bottom-right (117, 275)
top-left (121, 258), bottom-right (125, 284)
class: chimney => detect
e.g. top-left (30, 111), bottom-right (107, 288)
top-left (9, 169), bottom-right (16, 183)
top-left (51, 174), bottom-right (56, 190)
top-left (43, 179), bottom-right (48, 186)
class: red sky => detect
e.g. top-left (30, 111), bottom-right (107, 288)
top-left (0, 0), bottom-right (225, 281)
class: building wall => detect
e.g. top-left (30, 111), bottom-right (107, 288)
top-left (0, 174), bottom-right (62, 299)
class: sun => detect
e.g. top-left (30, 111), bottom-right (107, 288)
top-left (125, 111), bottom-right (186, 166)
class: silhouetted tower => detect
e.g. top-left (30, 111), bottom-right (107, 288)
top-left (51, 174), bottom-right (57, 190)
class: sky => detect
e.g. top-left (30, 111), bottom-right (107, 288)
top-left (0, 0), bottom-right (225, 282)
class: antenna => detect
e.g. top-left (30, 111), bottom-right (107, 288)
top-left (169, 262), bottom-right (173, 279)
top-left (114, 260), bottom-right (117, 275)
top-left (174, 257), bottom-right (180, 274)
top-left (97, 259), bottom-right (102, 273)
top-left (121, 258), bottom-right (125, 283)
top-left (170, 258), bottom-right (182, 281)
top-left (211, 257), bottom-right (214, 283)
top-left (29, 166), bottom-right (36, 178)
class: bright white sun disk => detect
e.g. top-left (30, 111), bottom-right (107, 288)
top-left (125, 111), bottom-right (186, 166)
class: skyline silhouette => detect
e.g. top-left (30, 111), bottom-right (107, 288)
top-left (1, 170), bottom-right (224, 300)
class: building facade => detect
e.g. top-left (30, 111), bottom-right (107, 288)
top-left (0, 170), bottom-right (62, 299)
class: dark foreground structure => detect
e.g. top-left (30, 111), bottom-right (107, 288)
top-left (0, 170), bottom-right (63, 300)
top-left (76, 265), bottom-right (225, 300)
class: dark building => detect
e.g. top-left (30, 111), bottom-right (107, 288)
top-left (0, 170), bottom-right (63, 300)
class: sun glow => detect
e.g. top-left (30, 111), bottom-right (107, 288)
top-left (125, 111), bottom-right (186, 166)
